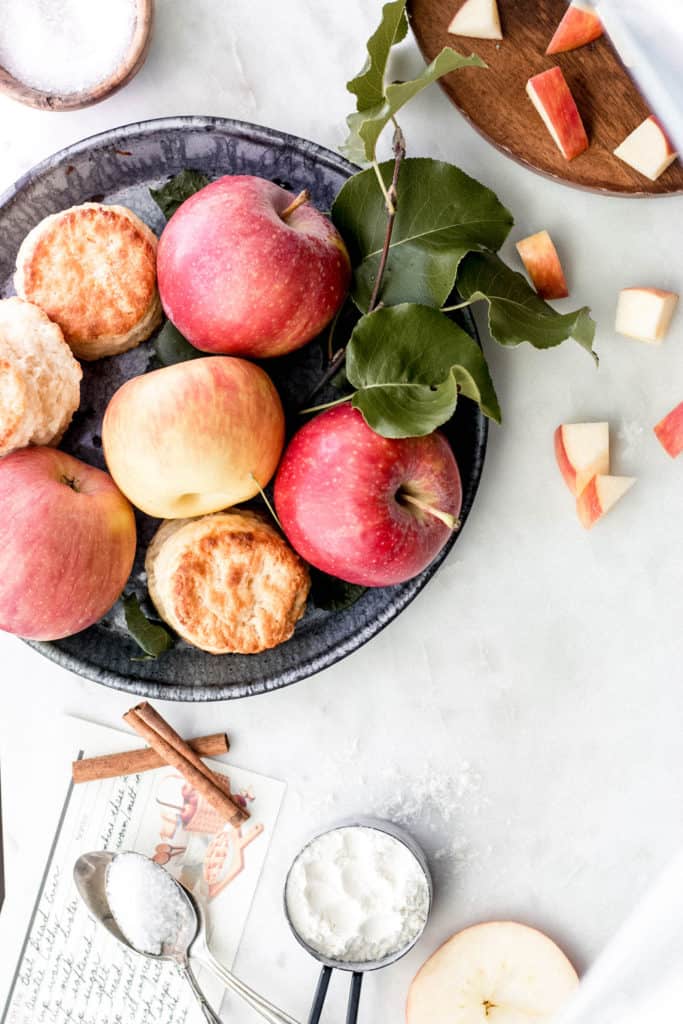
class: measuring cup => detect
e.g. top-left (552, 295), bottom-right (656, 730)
top-left (284, 817), bottom-right (432, 1024)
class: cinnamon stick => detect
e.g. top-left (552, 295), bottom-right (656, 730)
top-left (72, 733), bottom-right (230, 784)
top-left (123, 702), bottom-right (248, 828)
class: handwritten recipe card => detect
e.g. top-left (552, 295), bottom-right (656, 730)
top-left (0, 720), bottom-right (285, 1024)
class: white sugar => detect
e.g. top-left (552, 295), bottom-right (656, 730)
top-left (106, 852), bottom-right (188, 956)
top-left (0, 0), bottom-right (136, 95)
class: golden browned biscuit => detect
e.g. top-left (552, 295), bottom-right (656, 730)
top-left (0, 297), bottom-right (82, 457)
top-left (145, 509), bottom-right (310, 655)
top-left (14, 203), bottom-right (162, 360)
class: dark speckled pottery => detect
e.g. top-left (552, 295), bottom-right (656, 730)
top-left (0, 117), bottom-right (487, 701)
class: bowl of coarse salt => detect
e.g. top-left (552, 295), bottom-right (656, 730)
top-left (0, 0), bottom-right (153, 111)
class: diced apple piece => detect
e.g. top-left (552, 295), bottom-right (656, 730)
top-left (577, 475), bottom-right (635, 529)
top-left (546, 0), bottom-right (604, 55)
top-left (516, 230), bottom-right (569, 300)
top-left (615, 287), bottom-right (679, 344)
top-left (614, 116), bottom-right (678, 181)
top-left (654, 401), bottom-right (683, 458)
top-left (526, 67), bottom-right (589, 161)
top-left (555, 422), bottom-right (610, 496)
top-left (448, 0), bottom-right (502, 40)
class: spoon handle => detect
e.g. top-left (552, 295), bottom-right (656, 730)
top-left (180, 962), bottom-right (224, 1023)
top-left (197, 951), bottom-right (301, 1024)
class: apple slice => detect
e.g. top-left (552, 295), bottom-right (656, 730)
top-left (526, 67), bottom-right (589, 161)
top-left (654, 401), bottom-right (683, 459)
top-left (555, 422), bottom-right (609, 496)
top-left (614, 116), bottom-right (678, 181)
top-left (447, 0), bottom-right (502, 40)
top-left (577, 475), bottom-right (635, 529)
top-left (615, 287), bottom-right (679, 344)
top-left (516, 230), bottom-right (569, 300)
top-left (546, 0), bottom-right (604, 55)
top-left (406, 921), bottom-right (578, 1024)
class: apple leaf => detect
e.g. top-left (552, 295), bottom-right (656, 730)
top-left (309, 569), bottom-right (367, 612)
top-left (345, 303), bottom-right (501, 438)
top-left (154, 320), bottom-right (204, 365)
top-left (149, 169), bottom-right (210, 219)
top-left (457, 252), bottom-right (597, 360)
top-left (333, 158), bottom-right (513, 311)
top-left (343, 49), bottom-right (486, 164)
top-left (123, 594), bottom-right (174, 658)
top-left (346, 0), bottom-right (408, 113)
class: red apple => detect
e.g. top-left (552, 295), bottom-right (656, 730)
top-left (526, 67), bottom-right (589, 161)
top-left (157, 175), bottom-right (351, 358)
top-left (576, 474), bottom-right (635, 529)
top-left (555, 422), bottom-right (610, 496)
top-left (546, 0), bottom-right (604, 55)
top-left (516, 230), bottom-right (569, 300)
top-left (273, 405), bottom-right (462, 587)
top-left (614, 116), bottom-right (678, 181)
top-left (447, 0), bottom-right (502, 40)
top-left (0, 447), bottom-right (136, 640)
top-left (654, 401), bottom-right (683, 458)
top-left (615, 287), bottom-right (679, 344)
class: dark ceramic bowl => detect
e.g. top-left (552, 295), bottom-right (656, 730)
top-left (0, 116), bottom-right (487, 701)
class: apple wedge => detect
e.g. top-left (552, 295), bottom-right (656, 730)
top-left (448, 0), bottom-right (502, 40)
top-left (517, 230), bottom-right (568, 300)
top-left (615, 287), bottom-right (679, 344)
top-left (614, 116), bottom-right (678, 181)
top-left (406, 921), bottom-right (578, 1024)
top-left (555, 422), bottom-right (609, 496)
top-left (526, 67), bottom-right (589, 161)
top-left (654, 401), bottom-right (683, 459)
top-left (577, 475), bottom-right (635, 529)
top-left (546, 0), bottom-right (604, 55)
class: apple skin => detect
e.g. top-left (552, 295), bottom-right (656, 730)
top-left (526, 67), bottom-right (589, 161)
top-left (157, 175), bottom-right (351, 358)
top-left (0, 447), bottom-right (136, 641)
top-left (103, 356), bottom-right (285, 519)
top-left (546, 1), bottom-right (603, 55)
top-left (654, 401), bottom-right (683, 458)
top-left (273, 404), bottom-right (462, 587)
top-left (516, 231), bottom-right (568, 300)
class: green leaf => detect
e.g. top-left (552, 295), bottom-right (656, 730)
top-left (457, 252), bottom-right (597, 360)
top-left (333, 158), bottom-right (513, 312)
top-left (154, 320), bottom-right (204, 365)
top-left (123, 595), bottom-right (174, 658)
top-left (345, 303), bottom-right (500, 437)
top-left (309, 569), bottom-right (367, 612)
top-left (149, 169), bottom-right (210, 219)
top-left (343, 49), bottom-right (486, 164)
top-left (346, 0), bottom-right (408, 112)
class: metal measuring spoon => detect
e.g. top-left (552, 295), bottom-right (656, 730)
top-left (74, 850), bottom-right (300, 1024)
top-left (284, 818), bottom-right (432, 1024)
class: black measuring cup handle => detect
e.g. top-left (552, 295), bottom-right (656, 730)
top-left (307, 965), bottom-right (332, 1024)
top-left (345, 972), bottom-right (363, 1024)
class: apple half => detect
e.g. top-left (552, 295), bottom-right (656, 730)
top-left (516, 230), bottom-right (569, 300)
top-left (555, 422), bottom-right (609, 496)
top-left (447, 0), bottom-right (502, 40)
top-left (654, 401), bottom-right (683, 459)
top-left (614, 116), bottom-right (678, 182)
top-left (576, 475), bottom-right (635, 529)
top-left (526, 67), bottom-right (589, 161)
top-left (406, 921), bottom-right (578, 1024)
top-left (546, 0), bottom-right (604, 55)
top-left (615, 287), bottom-right (679, 344)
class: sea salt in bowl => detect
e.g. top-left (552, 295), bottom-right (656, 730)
top-left (0, 0), bottom-right (153, 111)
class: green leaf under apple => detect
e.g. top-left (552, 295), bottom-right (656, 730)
top-left (150, 169), bottom-right (210, 220)
top-left (123, 594), bottom-right (174, 658)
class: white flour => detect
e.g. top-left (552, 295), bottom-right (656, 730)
top-left (285, 826), bottom-right (429, 963)
top-left (106, 852), bottom-right (188, 956)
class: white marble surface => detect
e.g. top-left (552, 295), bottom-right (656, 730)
top-left (1, 1), bottom-right (683, 1020)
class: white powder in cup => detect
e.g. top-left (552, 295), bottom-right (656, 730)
top-left (106, 852), bottom-right (189, 956)
top-left (285, 825), bottom-right (430, 964)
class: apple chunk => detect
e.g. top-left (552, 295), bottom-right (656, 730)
top-left (448, 0), bottom-right (502, 40)
top-left (526, 67), bottom-right (589, 161)
top-left (615, 287), bottom-right (679, 344)
top-left (546, 0), bottom-right (604, 55)
top-left (614, 116), bottom-right (678, 181)
top-left (407, 921), bottom-right (578, 1024)
top-left (654, 401), bottom-right (683, 458)
top-left (577, 475), bottom-right (635, 529)
top-left (516, 230), bottom-right (568, 300)
top-left (555, 422), bottom-right (609, 496)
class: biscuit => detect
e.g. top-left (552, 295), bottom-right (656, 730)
top-left (145, 509), bottom-right (310, 655)
top-left (0, 297), bottom-right (82, 457)
top-left (14, 203), bottom-right (162, 360)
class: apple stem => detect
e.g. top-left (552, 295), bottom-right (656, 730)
top-left (400, 493), bottom-right (459, 530)
top-left (281, 189), bottom-right (310, 220)
top-left (299, 393), bottom-right (353, 416)
top-left (249, 473), bottom-right (283, 531)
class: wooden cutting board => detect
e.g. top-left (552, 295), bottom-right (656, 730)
top-left (409, 0), bottom-right (683, 196)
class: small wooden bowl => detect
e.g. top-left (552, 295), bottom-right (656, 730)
top-left (0, 0), bottom-right (153, 111)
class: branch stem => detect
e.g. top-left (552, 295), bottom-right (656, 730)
top-left (440, 298), bottom-right (475, 313)
top-left (300, 393), bottom-right (353, 416)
